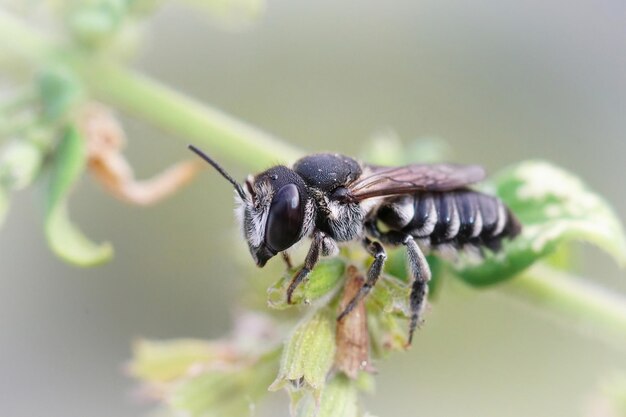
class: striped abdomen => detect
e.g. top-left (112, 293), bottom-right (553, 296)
top-left (375, 190), bottom-right (521, 251)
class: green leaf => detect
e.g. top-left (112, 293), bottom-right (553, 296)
top-left (268, 259), bottom-right (346, 309)
top-left (0, 140), bottom-right (43, 191)
top-left (293, 374), bottom-right (359, 417)
top-left (37, 66), bottom-right (83, 123)
top-left (45, 126), bottom-right (112, 266)
top-left (270, 308), bottom-right (336, 396)
top-left (66, 0), bottom-right (130, 48)
top-left (367, 275), bottom-right (410, 318)
top-left (129, 339), bottom-right (222, 383)
top-left (366, 302), bottom-right (408, 356)
top-left (169, 349), bottom-right (279, 417)
top-left (0, 139), bottom-right (44, 228)
top-left (382, 247), bottom-right (409, 282)
top-left (171, 370), bottom-right (252, 417)
top-left (456, 160), bottom-right (626, 286)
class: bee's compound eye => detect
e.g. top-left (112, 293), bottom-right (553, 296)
top-left (265, 184), bottom-right (303, 252)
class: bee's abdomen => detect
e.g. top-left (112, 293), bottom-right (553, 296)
top-left (376, 190), bottom-right (520, 251)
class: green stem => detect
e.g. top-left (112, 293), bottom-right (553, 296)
top-left (0, 9), bottom-right (303, 169)
top-left (0, 9), bottom-right (625, 343)
top-left (502, 264), bottom-right (626, 344)
top-left (78, 62), bottom-right (303, 168)
top-left (0, 10), bottom-right (51, 63)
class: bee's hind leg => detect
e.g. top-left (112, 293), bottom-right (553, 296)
top-left (367, 228), bottom-right (432, 346)
top-left (403, 235), bottom-right (432, 345)
top-left (337, 237), bottom-right (386, 321)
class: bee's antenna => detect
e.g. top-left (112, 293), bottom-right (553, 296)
top-left (188, 145), bottom-right (247, 201)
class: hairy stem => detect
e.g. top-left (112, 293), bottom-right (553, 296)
top-left (1, 9), bottom-right (625, 343)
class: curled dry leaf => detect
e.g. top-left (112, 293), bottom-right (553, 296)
top-left (335, 265), bottom-right (374, 379)
top-left (79, 103), bottom-right (202, 205)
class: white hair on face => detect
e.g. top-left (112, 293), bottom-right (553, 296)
top-left (301, 199), bottom-right (316, 239)
top-left (237, 178), bottom-right (314, 250)
top-left (235, 179), bottom-right (273, 248)
top-left (234, 192), bottom-right (246, 229)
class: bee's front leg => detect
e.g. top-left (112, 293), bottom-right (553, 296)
top-left (281, 252), bottom-right (294, 270)
top-left (286, 230), bottom-right (324, 304)
top-left (337, 237), bottom-right (387, 321)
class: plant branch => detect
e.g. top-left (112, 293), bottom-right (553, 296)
top-left (1, 8), bottom-right (625, 344)
top-left (502, 264), bottom-right (626, 346)
top-left (0, 10), bottom-right (51, 64)
top-left (0, 9), bottom-right (303, 169)
top-left (78, 63), bottom-right (303, 168)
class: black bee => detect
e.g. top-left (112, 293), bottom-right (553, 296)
top-left (189, 146), bottom-right (521, 344)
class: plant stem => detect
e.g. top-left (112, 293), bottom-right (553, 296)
top-left (0, 10), bottom-right (50, 63)
top-left (502, 264), bottom-right (626, 345)
top-left (78, 62), bottom-right (303, 168)
top-left (0, 9), bottom-right (625, 343)
top-left (0, 9), bottom-right (303, 169)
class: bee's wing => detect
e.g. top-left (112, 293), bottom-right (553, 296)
top-left (347, 163), bottom-right (486, 201)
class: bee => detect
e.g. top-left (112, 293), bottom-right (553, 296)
top-left (189, 145), bottom-right (521, 344)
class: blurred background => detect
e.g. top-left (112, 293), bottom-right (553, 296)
top-left (1, 0), bottom-right (626, 416)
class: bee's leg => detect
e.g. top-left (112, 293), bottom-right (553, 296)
top-left (337, 237), bottom-right (386, 321)
top-left (286, 230), bottom-right (324, 304)
top-left (367, 228), bottom-right (432, 345)
top-left (401, 234), bottom-right (432, 345)
top-left (281, 252), bottom-right (293, 270)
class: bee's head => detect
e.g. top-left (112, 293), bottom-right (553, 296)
top-left (238, 166), bottom-right (310, 267)
top-left (189, 145), bottom-right (312, 268)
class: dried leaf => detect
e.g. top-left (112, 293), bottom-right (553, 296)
top-left (81, 104), bottom-right (202, 205)
top-left (335, 266), bottom-right (373, 379)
